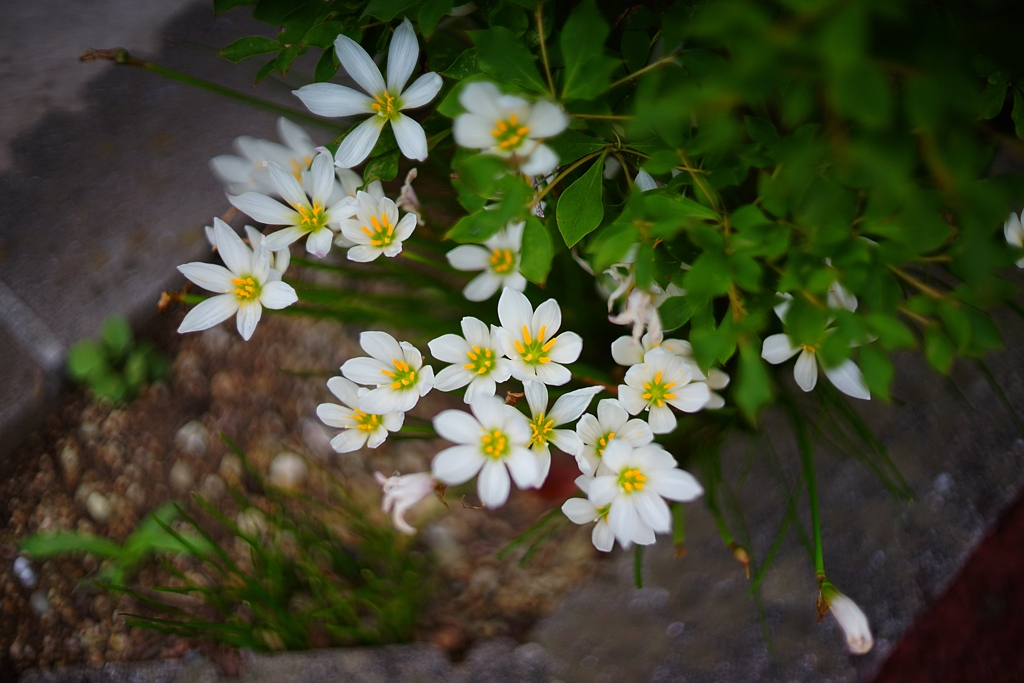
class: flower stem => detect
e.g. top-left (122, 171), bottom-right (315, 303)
top-left (887, 265), bottom-right (945, 299)
top-left (535, 4), bottom-right (556, 98)
top-left (787, 400), bottom-right (825, 579)
top-left (608, 54), bottom-right (679, 90)
top-left (79, 48), bottom-right (345, 131)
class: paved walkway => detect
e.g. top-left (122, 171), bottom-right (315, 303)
top-left (0, 1), bottom-right (339, 458)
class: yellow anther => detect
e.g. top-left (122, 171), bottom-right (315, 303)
top-left (619, 467), bottom-right (647, 493)
top-left (522, 325), bottom-right (532, 345)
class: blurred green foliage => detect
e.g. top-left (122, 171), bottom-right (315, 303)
top-left (66, 315), bottom-right (169, 403)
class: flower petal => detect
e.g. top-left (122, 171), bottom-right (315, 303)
top-left (562, 497), bottom-right (598, 524)
top-left (236, 302), bottom-right (262, 340)
top-left (391, 114), bottom-right (428, 161)
top-left (761, 333), bottom-right (801, 364)
top-left (330, 429), bottom-right (368, 453)
top-left (634, 490), bottom-right (671, 533)
top-left (347, 245), bottom-right (382, 262)
top-left (608, 497), bottom-right (638, 546)
top-left (178, 262), bottom-right (235, 294)
top-left (588, 476), bottom-right (618, 506)
top-left (459, 81), bottom-right (504, 120)
top-left (616, 385), bottom-right (647, 415)
top-left (666, 383), bottom-right (710, 413)
top-left (326, 376), bottom-right (361, 408)
top-left (526, 100), bottom-right (568, 138)
top-left (341, 357), bottom-right (392, 385)
top-left (523, 380), bottom-right (548, 419)
top-left (506, 446), bottom-right (540, 489)
top-left (550, 429), bottom-right (583, 456)
top-left (534, 361), bottom-right (571, 386)
top-left (549, 386), bottom-right (602, 425)
top-left (387, 18), bottom-right (419, 94)
top-left (260, 281), bottom-right (298, 310)
top-left (520, 143), bottom-right (559, 176)
top-left (335, 117), bottom-right (383, 169)
top-left (293, 82), bottom-right (373, 117)
top-left (310, 151), bottom-right (336, 206)
top-left (447, 244), bottom-right (491, 271)
top-left (793, 348), bottom-right (818, 392)
top-left (610, 336), bottom-right (645, 366)
top-left (533, 299), bottom-right (562, 338)
top-left (647, 404), bottom-right (677, 434)
top-left (306, 227), bottom-right (333, 257)
top-left (212, 219), bottom-right (252, 275)
top-left (478, 461), bottom-right (511, 508)
top-left (498, 287), bottom-right (534, 333)
top-left (358, 386), bottom-right (401, 414)
top-left (635, 170), bottom-right (659, 192)
top-left (651, 468), bottom-right (704, 502)
top-left (268, 163), bottom-right (310, 211)
top-left (401, 72), bottom-right (443, 109)
top-left (229, 192), bottom-right (300, 226)
top-left (453, 113), bottom-right (495, 149)
top-left (428, 333), bottom-right (471, 364)
top-left (823, 359), bottom-right (871, 400)
top-left (601, 439), bottom-right (633, 472)
top-left (592, 520), bottom-right (614, 552)
top-left (178, 294), bottom-right (238, 334)
top-left (434, 365), bottom-right (473, 392)
top-left (433, 408), bottom-right (483, 444)
top-left (463, 272), bottom-right (503, 302)
top-left (432, 445), bottom-right (484, 485)
top-left (547, 331), bottom-right (582, 364)
top-left (334, 33), bottom-right (385, 95)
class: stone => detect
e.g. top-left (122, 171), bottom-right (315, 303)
top-left (174, 420), bottom-right (209, 458)
top-left (219, 453), bottom-right (243, 486)
top-left (125, 482), bottom-right (146, 510)
top-left (199, 474), bottom-right (226, 501)
top-left (300, 418), bottom-right (333, 460)
top-left (84, 492), bottom-right (111, 524)
top-left (58, 443), bottom-right (80, 484)
top-left (269, 452), bottom-right (307, 490)
top-left (14, 557), bottom-right (36, 588)
top-left (169, 460), bottom-right (195, 493)
top-left (29, 590), bottom-right (49, 616)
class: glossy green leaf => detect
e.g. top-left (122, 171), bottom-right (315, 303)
top-left (924, 327), bottom-right (954, 373)
top-left (659, 296), bottom-right (692, 331)
top-left (561, 0), bottom-right (610, 100)
top-left (220, 36), bottom-right (281, 62)
top-left (441, 49), bottom-right (480, 79)
top-left (556, 154), bottom-right (605, 247)
top-left (303, 21), bottom-right (343, 49)
top-left (363, 150), bottom-right (400, 184)
top-left (363, 0), bottom-right (419, 21)
top-left (418, 0), bottom-right (453, 37)
top-left (67, 340), bottom-right (106, 382)
top-left (735, 341), bottom-right (772, 423)
top-left (546, 130), bottom-right (606, 165)
top-left (520, 216), bottom-right (554, 285)
top-left (471, 27), bottom-right (547, 93)
top-left (314, 47), bottom-right (339, 82)
top-left (102, 316), bottom-right (133, 359)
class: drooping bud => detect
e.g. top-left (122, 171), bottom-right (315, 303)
top-left (374, 471), bottom-right (436, 535)
top-left (820, 581), bottom-right (874, 654)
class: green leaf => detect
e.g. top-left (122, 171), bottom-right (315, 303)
top-left (735, 341), bottom-right (772, 423)
top-left (833, 62), bottom-right (892, 128)
top-left (471, 27), bottom-right (548, 93)
top-left (92, 373), bottom-right (128, 403)
top-left (219, 36), bottom-right (281, 62)
top-left (303, 22), bottom-right (343, 49)
top-left (314, 47), bottom-right (339, 82)
top-left (563, 55), bottom-right (619, 101)
top-left (67, 340), bottom-right (106, 382)
top-left (664, 194), bottom-right (719, 222)
top-left (556, 154), bottom-right (606, 247)
top-left (591, 224), bottom-right (638, 272)
top-left (274, 44), bottom-right (299, 77)
top-left (102, 315), bottom-right (133, 360)
top-left (254, 57), bottom-right (277, 84)
top-left (980, 80), bottom-right (1008, 119)
top-left (924, 327), bottom-right (954, 373)
top-left (545, 130), bottom-right (606, 165)
top-left (1013, 88), bottom-right (1024, 139)
top-left (620, 29), bottom-right (650, 73)
top-left (743, 115), bottom-right (779, 145)
top-left (363, 150), bottom-right (400, 184)
top-left (441, 49), bottom-right (480, 79)
top-left (858, 345), bottom-right (893, 400)
top-left (418, 0), bottom-right (453, 37)
top-left (214, 0), bottom-right (252, 14)
top-left (252, 0), bottom-right (301, 23)
top-left (363, 0), bottom-right (419, 21)
top-left (124, 349), bottom-right (149, 388)
top-left (19, 532), bottom-right (122, 559)
top-left (520, 216), bottom-right (554, 285)
top-left (659, 296), bottom-right (692, 331)
top-left (447, 210), bottom-right (506, 243)
top-left (682, 252), bottom-right (732, 297)
top-left (488, 1), bottom-right (529, 36)
top-left (561, 0), bottom-right (610, 100)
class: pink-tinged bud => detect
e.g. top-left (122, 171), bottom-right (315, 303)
top-left (374, 471), bottom-right (436, 535)
top-left (822, 585), bottom-right (874, 654)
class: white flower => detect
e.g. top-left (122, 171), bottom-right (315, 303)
top-left (586, 440), bottom-right (704, 549)
top-left (228, 151), bottom-right (356, 258)
top-left (337, 189), bottom-right (417, 262)
top-left (452, 81), bottom-right (567, 176)
top-left (1005, 210), bottom-right (1024, 268)
top-left (495, 288), bottom-right (583, 386)
top-left (617, 348), bottom-right (710, 434)
top-left (293, 18), bottom-right (442, 167)
top-left (177, 219), bottom-right (298, 340)
top-left (446, 221), bottom-right (527, 301)
top-left (561, 474), bottom-right (653, 552)
top-left (611, 333), bottom-right (729, 409)
top-left (210, 117), bottom-right (317, 196)
top-left (334, 178), bottom-right (384, 248)
top-left (522, 381), bottom-right (602, 487)
top-left (431, 395), bottom-right (537, 509)
top-left (206, 224), bottom-right (290, 277)
top-left (761, 292), bottom-right (870, 400)
top-left (373, 471), bottom-right (436, 535)
top-left (609, 288), bottom-right (662, 342)
top-left (635, 169), bottom-right (661, 191)
top-left (396, 168), bottom-right (424, 226)
top-left (316, 376), bottom-right (404, 453)
top-left (575, 398), bottom-right (654, 477)
top-left (428, 316), bottom-right (512, 403)
top-left (341, 331), bottom-right (434, 413)
top-left (821, 585), bottom-right (874, 654)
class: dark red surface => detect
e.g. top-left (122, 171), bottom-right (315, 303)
top-left (872, 488), bottom-right (1024, 683)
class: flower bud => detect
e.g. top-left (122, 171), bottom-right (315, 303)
top-left (821, 583), bottom-right (873, 654)
top-left (374, 471), bottom-right (436, 535)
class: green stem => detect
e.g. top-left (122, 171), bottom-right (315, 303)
top-left (81, 48), bottom-right (345, 131)
top-left (608, 54), bottom-right (679, 90)
top-left (633, 545), bottom-right (644, 588)
top-left (535, 4), bottom-right (556, 98)
top-left (787, 401), bottom-right (825, 579)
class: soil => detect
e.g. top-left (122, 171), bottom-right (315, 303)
top-left (871, 483), bottom-right (1024, 682)
top-left (0, 305), bottom-right (599, 679)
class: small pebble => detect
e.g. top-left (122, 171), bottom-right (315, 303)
top-left (78, 422), bottom-right (99, 445)
top-left (269, 452), bottom-right (307, 489)
top-left (85, 492), bottom-right (112, 524)
top-left (125, 482), bottom-right (146, 510)
top-left (14, 557), bottom-right (36, 588)
top-left (59, 444), bottom-right (80, 484)
top-left (236, 509), bottom-right (268, 538)
top-left (300, 418), bottom-right (333, 459)
top-left (219, 454), bottom-right (243, 485)
top-left (174, 421), bottom-right (209, 458)
top-left (169, 460), bottom-right (196, 492)
top-left (29, 590), bottom-right (50, 616)
top-left (199, 474), bottom-right (226, 501)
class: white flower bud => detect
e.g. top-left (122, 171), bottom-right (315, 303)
top-left (824, 588), bottom-right (874, 654)
top-left (374, 472), bottom-right (436, 535)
